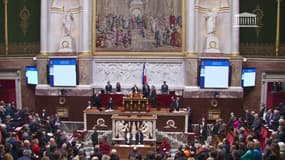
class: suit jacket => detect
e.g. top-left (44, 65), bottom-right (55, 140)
top-left (142, 84), bottom-right (150, 97)
top-left (105, 84), bottom-right (112, 93)
top-left (93, 95), bottom-right (102, 108)
top-left (91, 130), bottom-right (99, 146)
top-left (132, 86), bottom-right (139, 93)
top-left (150, 90), bottom-right (157, 107)
top-left (161, 84), bottom-right (168, 94)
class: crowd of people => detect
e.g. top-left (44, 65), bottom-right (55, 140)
top-left (1, 87), bottom-right (285, 159)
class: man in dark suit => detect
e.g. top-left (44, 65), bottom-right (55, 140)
top-left (251, 113), bottom-right (262, 139)
top-left (142, 82), bottom-right (150, 98)
top-left (175, 97), bottom-right (182, 111)
top-left (170, 96), bottom-right (181, 112)
top-left (131, 84), bottom-right (139, 93)
top-left (91, 127), bottom-right (99, 147)
top-left (105, 81), bottom-right (112, 93)
top-left (169, 96), bottom-right (176, 112)
top-left (200, 117), bottom-right (208, 143)
top-left (161, 81), bottom-right (169, 94)
top-left (150, 85), bottom-right (157, 108)
top-left (93, 92), bottom-right (102, 111)
top-left (40, 109), bottom-right (48, 120)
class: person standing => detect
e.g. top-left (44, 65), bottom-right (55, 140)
top-left (131, 84), bottom-right (139, 93)
top-left (161, 81), bottom-right (169, 94)
top-left (175, 97), bottom-right (182, 111)
top-left (115, 82), bottom-right (121, 93)
top-left (150, 85), bottom-right (157, 109)
top-left (142, 82), bottom-right (150, 98)
top-left (105, 81), bottom-right (112, 93)
top-left (91, 127), bottom-right (99, 147)
top-left (92, 92), bottom-right (102, 111)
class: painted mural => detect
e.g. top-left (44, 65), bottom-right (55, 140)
top-left (95, 0), bottom-right (182, 52)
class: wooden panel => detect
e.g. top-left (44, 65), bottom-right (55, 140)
top-left (157, 114), bottom-right (186, 132)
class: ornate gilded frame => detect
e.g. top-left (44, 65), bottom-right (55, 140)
top-left (92, 0), bottom-right (186, 56)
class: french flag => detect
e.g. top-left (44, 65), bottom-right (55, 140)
top-left (142, 63), bottom-right (147, 84)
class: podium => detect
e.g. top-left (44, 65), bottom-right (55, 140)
top-left (123, 97), bottom-right (148, 112)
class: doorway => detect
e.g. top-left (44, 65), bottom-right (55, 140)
top-left (0, 70), bottom-right (22, 109)
top-left (261, 72), bottom-right (285, 109)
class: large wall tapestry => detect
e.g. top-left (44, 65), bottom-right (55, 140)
top-left (95, 0), bottom-right (183, 52)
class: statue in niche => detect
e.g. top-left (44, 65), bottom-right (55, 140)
top-left (63, 10), bottom-right (74, 36)
top-left (58, 8), bottom-right (74, 52)
top-left (204, 8), bottom-right (221, 53)
top-left (140, 120), bottom-right (153, 139)
top-left (205, 8), bottom-right (218, 36)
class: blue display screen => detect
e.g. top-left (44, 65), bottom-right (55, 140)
top-left (49, 58), bottom-right (77, 87)
top-left (242, 68), bottom-right (256, 87)
top-left (200, 59), bottom-right (230, 89)
top-left (25, 66), bottom-right (38, 85)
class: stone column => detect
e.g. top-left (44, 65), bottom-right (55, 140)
top-left (230, 58), bottom-right (243, 87)
top-left (186, 0), bottom-right (195, 54)
top-left (231, 0), bottom-right (239, 55)
top-left (37, 57), bottom-right (49, 84)
top-left (184, 57), bottom-right (198, 87)
top-left (78, 56), bottom-right (92, 85)
top-left (40, 0), bottom-right (49, 55)
top-left (80, 0), bottom-right (91, 55)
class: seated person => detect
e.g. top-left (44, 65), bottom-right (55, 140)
top-left (105, 81), bottom-right (112, 93)
top-left (161, 81), bottom-right (169, 94)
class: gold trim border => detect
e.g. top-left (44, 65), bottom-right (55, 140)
top-left (92, 0), bottom-right (186, 56)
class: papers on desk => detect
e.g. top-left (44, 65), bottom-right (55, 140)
top-left (117, 144), bottom-right (145, 147)
top-left (173, 110), bottom-right (186, 113)
top-left (105, 109), bottom-right (114, 112)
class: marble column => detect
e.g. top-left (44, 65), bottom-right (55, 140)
top-left (80, 0), bottom-right (91, 55)
top-left (37, 57), bottom-right (49, 84)
top-left (78, 57), bottom-right (92, 85)
top-left (40, 0), bottom-right (49, 55)
top-left (184, 57), bottom-right (198, 87)
top-left (230, 58), bottom-right (243, 87)
top-left (231, 0), bottom-right (239, 54)
top-left (186, 0), bottom-right (195, 54)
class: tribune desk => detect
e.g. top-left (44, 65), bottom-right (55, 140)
top-left (122, 97), bottom-right (149, 112)
top-left (84, 108), bottom-right (189, 133)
